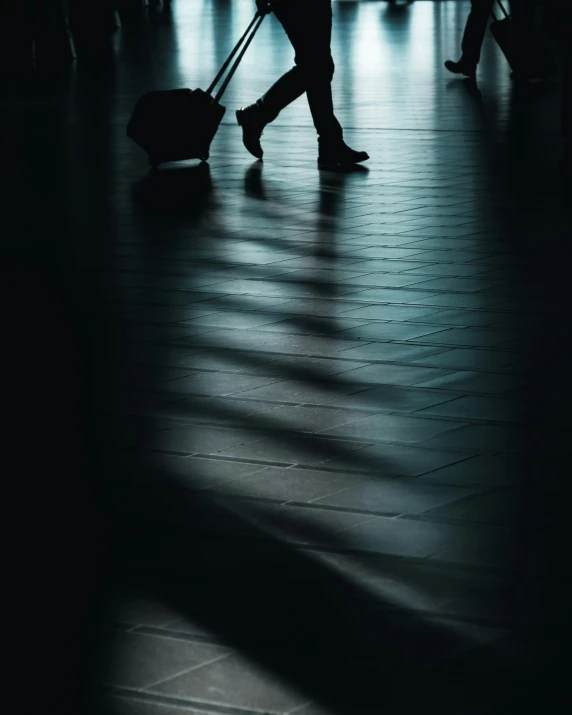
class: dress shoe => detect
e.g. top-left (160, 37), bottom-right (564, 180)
top-left (318, 141), bottom-right (369, 169)
top-left (236, 104), bottom-right (266, 159)
top-left (444, 59), bottom-right (477, 78)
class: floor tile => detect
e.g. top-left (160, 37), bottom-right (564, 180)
top-left (417, 454), bottom-right (524, 487)
top-left (340, 516), bottom-right (485, 559)
top-left (206, 465), bottom-right (368, 503)
top-left (103, 630), bottom-right (229, 690)
top-left (415, 395), bottom-right (523, 422)
top-left (148, 652), bottom-right (310, 712)
top-left (320, 412), bottom-right (466, 444)
top-left (313, 480), bottom-right (477, 516)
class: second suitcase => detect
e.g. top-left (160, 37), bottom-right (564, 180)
top-left (489, 0), bottom-right (557, 80)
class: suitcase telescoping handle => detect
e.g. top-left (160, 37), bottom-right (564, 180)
top-left (491, 0), bottom-right (510, 21)
top-left (206, 11), bottom-right (266, 103)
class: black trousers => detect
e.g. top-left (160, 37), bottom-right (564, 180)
top-left (461, 1), bottom-right (542, 68)
top-left (257, 0), bottom-right (343, 144)
top-left (461, 0), bottom-right (496, 66)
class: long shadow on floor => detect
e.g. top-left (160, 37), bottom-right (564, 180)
top-left (86, 159), bottom-right (536, 715)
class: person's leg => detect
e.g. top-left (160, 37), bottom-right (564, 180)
top-left (272, 0), bottom-right (343, 144)
top-left (238, 0), bottom-right (367, 165)
top-left (236, 3), bottom-right (309, 159)
top-left (273, 0), bottom-right (368, 166)
top-left (445, 0), bottom-right (495, 76)
top-left (462, 0), bottom-right (495, 66)
top-left (242, 1), bottom-right (342, 140)
top-left (237, 62), bottom-right (307, 158)
top-left (255, 66), bottom-right (306, 124)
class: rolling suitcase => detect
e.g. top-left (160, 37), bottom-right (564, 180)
top-left (127, 10), bottom-right (265, 168)
top-left (489, 0), bottom-right (557, 80)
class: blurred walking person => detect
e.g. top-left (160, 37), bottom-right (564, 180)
top-left (445, 1), bottom-right (556, 81)
top-left (444, 0), bottom-right (496, 78)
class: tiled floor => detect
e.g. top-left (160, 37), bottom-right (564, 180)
top-left (4, 2), bottom-right (571, 715)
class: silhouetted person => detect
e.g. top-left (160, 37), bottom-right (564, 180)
top-left (445, 1), bottom-right (555, 81)
top-left (236, 0), bottom-right (369, 169)
top-left (445, 0), bottom-right (495, 78)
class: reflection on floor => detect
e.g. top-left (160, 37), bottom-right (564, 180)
top-left (5, 2), bottom-right (571, 715)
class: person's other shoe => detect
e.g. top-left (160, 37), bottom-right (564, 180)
top-left (318, 141), bottom-right (369, 170)
top-left (236, 104), bottom-right (266, 159)
top-left (444, 59), bottom-right (477, 78)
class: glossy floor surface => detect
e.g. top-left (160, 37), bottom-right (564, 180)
top-left (4, 2), bottom-right (571, 715)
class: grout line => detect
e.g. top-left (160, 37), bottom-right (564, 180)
top-left (142, 652), bottom-right (232, 692)
top-left (107, 687), bottom-right (275, 715)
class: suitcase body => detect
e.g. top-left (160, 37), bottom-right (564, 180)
top-left (489, 16), bottom-right (515, 70)
top-left (489, 4), bottom-right (557, 79)
top-left (127, 88), bottom-right (226, 167)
